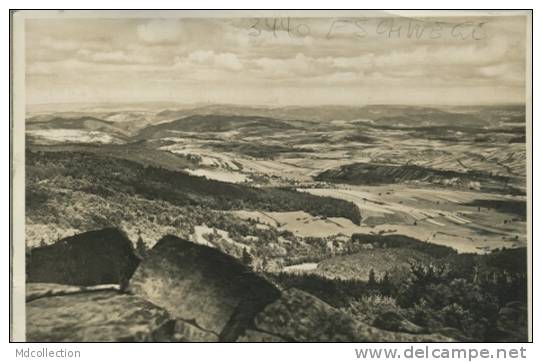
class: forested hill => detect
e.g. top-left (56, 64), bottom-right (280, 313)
top-left (135, 114), bottom-right (306, 140)
top-left (27, 150), bottom-right (361, 225)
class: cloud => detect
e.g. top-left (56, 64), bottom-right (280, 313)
top-left (477, 62), bottom-right (524, 85)
top-left (90, 50), bottom-right (129, 62)
top-left (39, 36), bottom-right (80, 51)
top-left (24, 15), bottom-right (528, 105)
top-left (251, 53), bottom-right (332, 79)
top-left (478, 63), bottom-right (511, 77)
top-left (214, 53), bottom-right (243, 71)
top-left (137, 20), bottom-right (182, 44)
top-left (177, 50), bottom-right (243, 72)
top-left (76, 49), bottom-right (154, 64)
top-left (27, 59), bottom-right (89, 75)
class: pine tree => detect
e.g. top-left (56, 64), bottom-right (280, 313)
top-left (368, 268), bottom-right (377, 288)
top-left (380, 271), bottom-right (393, 296)
top-left (135, 231), bottom-right (147, 259)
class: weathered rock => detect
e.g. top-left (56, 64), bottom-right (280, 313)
top-left (26, 283), bottom-right (82, 302)
top-left (128, 235), bottom-right (281, 340)
top-left (26, 291), bottom-right (174, 342)
top-left (254, 288), bottom-right (454, 342)
top-left (26, 283), bottom-right (120, 302)
top-left (373, 311), bottom-right (425, 334)
top-left (173, 319), bottom-right (219, 342)
top-left (236, 329), bottom-right (287, 342)
top-left (27, 228), bottom-right (140, 286)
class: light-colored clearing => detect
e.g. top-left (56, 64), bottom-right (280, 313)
top-left (283, 263), bottom-right (318, 272)
top-left (185, 168), bottom-right (248, 183)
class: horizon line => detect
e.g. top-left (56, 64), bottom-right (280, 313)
top-left (26, 100), bottom-right (527, 109)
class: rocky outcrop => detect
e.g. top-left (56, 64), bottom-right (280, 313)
top-left (26, 228), bottom-right (140, 286)
top-left (26, 290), bottom-right (174, 342)
top-left (128, 235), bottom-right (281, 341)
top-left (254, 288), bottom-right (454, 342)
top-left (25, 229), bottom-right (458, 343)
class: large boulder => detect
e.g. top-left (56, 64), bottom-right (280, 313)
top-left (254, 288), bottom-right (454, 342)
top-left (26, 228), bottom-right (140, 286)
top-left (128, 235), bottom-right (281, 341)
top-left (26, 290), bottom-right (174, 342)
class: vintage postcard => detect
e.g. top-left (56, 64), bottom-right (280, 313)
top-left (10, 10), bottom-right (532, 342)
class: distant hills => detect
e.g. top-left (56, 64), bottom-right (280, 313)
top-left (135, 114), bottom-right (305, 140)
top-left (152, 104), bottom-right (524, 125)
top-left (26, 116), bottom-right (130, 144)
top-left (27, 116), bottom-right (127, 134)
top-left (25, 103), bottom-right (526, 146)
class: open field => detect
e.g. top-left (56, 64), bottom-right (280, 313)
top-left (300, 186), bottom-right (526, 253)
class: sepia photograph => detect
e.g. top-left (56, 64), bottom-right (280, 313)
top-left (10, 9), bottom-right (532, 343)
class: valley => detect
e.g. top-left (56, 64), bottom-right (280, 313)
top-left (26, 103), bottom-right (527, 256)
top-left (24, 103), bottom-right (529, 342)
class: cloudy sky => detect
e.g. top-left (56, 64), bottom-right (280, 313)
top-left (25, 12), bottom-right (528, 106)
